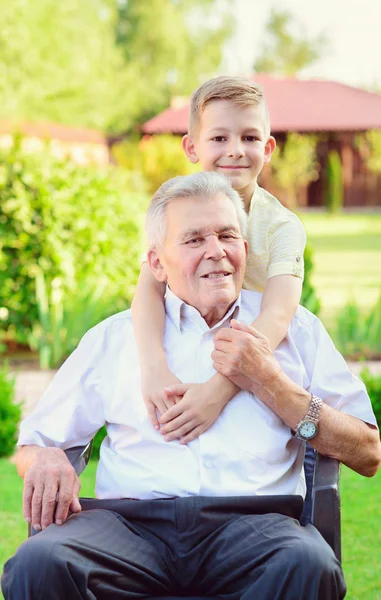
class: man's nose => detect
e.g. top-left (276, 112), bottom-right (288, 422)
top-left (227, 138), bottom-right (244, 158)
top-left (205, 236), bottom-right (226, 259)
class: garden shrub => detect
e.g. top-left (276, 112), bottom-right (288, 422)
top-left (360, 368), bottom-right (381, 430)
top-left (0, 143), bottom-right (148, 343)
top-left (300, 243), bottom-right (321, 316)
top-left (0, 363), bottom-right (22, 458)
top-left (333, 294), bottom-right (381, 359)
top-left (28, 270), bottom-right (130, 368)
top-left (113, 135), bottom-right (199, 194)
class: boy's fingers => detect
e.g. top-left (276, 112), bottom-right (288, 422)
top-left (145, 399), bottom-right (160, 429)
top-left (180, 426), bottom-right (203, 444)
top-left (163, 419), bottom-right (196, 442)
top-left (159, 402), bottom-right (183, 424)
top-left (164, 384), bottom-right (189, 396)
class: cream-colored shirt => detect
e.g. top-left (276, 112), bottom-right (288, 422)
top-left (243, 186), bottom-right (306, 292)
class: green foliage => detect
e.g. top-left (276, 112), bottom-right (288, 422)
top-left (0, 364), bottom-right (22, 458)
top-left (90, 426), bottom-right (108, 462)
top-left (0, 144), bottom-right (147, 342)
top-left (115, 0), bottom-right (233, 127)
top-left (325, 150), bottom-right (343, 214)
top-left (360, 368), bottom-right (381, 431)
top-left (269, 133), bottom-right (319, 207)
top-left (333, 294), bottom-right (381, 359)
top-left (113, 135), bottom-right (199, 194)
top-left (254, 8), bottom-right (329, 76)
top-left (300, 243), bottom-right (321, 316)
top-left (365, 130), bottom-right (381, 174)
top-left (27, 271), bottom-right (129, 368)
top-left (0, 0), bottom-right (232, 132)
top-left (0, 0), bottom-right (130, 132)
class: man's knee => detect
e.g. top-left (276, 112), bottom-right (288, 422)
top-left (2, 531), bottom-right (68, 598)
top-left (285, 530), bottom-right (346, 597)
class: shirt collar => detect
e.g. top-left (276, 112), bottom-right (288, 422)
top-left (165, 287), bottom-right (242, 333)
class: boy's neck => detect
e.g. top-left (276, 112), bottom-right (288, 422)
top-left (240, 182), bottom-right (257, 213)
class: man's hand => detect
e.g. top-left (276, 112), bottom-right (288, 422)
top-left (158, 381), bottom-right (229, 444)
top-left (22, 447), bottom-right (81, 531)
top-left (212, 320), bottom-right (283, 405)
top-left (141, 364), bottom-right (182, 429)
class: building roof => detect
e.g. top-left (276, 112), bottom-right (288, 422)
top-left (142, 75), bottom-right (381, 135)
top-left (0, 120), bottom-right (107, 144)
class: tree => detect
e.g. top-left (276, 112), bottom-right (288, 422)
top-left (0, 0), bottom-right (129, 131)
top-left (254, 9), bottom-right (328, 76)
top-left (114, 0), bottom-right (233, 128)
top-left (0, 0), bottom-right (233, 133)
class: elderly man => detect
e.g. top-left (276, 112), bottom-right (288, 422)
top-left (2, 172), bottom-right (380, 600)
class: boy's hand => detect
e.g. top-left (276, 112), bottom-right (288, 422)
top-left (158, 380), bottom-right (230, 444)
top-left (141, 365), bottom-right (182, 430)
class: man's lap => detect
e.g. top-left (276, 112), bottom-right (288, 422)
top-left (2, 496), bottom-right (344, 599)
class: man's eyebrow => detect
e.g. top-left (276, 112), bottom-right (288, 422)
top-left (179, 225), bottom-right (241, 241)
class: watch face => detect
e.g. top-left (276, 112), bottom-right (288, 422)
top-left (298, 420), bottom-right (317, 440)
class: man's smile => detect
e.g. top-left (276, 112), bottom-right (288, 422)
top-left (200, 271), bottom-right (232, 279)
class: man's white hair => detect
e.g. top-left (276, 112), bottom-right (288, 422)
top-left (145, 171), bottom-right (247, 248)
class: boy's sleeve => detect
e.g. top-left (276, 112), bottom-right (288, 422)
top-left (267, 214), bottom-right (307, 281)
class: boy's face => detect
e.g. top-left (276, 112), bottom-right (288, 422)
top-left (182, 100), bottom-right (276, 206)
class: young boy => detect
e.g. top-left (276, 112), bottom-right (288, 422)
top-left (132, 76), bottom-right (306, 443)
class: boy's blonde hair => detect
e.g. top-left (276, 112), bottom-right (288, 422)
top-left (189, 76), bottom-right (271, 139)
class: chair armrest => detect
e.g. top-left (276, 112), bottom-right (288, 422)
top-left (311, 453), bottom-right (341, 562)
top-left (64, 441), bottom-right (93, 476)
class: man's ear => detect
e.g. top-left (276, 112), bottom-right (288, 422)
top-left (147, 248), bottom-right (167, 283)
top-left (263, 136), bottom-right (276, 164)
top-left (182, 134), bottom-right (200, 164)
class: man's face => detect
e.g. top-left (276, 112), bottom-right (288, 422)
top-left (182, 100), bottom-right (275, 207)
top-left (149, 193), bottom-right (248, 327)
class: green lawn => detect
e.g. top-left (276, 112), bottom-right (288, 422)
top-left (300, 212), bottom-right (381, 329)
top-left (0, 458), bottom-right (380, 599)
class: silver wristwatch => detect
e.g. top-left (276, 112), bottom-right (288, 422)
top-left (294, 395), bottom-right (323, 441)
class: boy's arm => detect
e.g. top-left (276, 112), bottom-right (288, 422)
top-left (131, 263), bottom-right (181, 427)
top-left (254, 274), bottom-right (303, 350)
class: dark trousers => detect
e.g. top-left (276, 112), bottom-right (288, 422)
top-left (1, 495), bottom-right (346, 600)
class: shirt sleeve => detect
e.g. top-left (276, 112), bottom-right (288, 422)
top-left (295, 312), bottom-right (377, 426)
top-left (18, 323), bottom-right (107, 450)
top-left (267, 214), bottom-right (307, 281)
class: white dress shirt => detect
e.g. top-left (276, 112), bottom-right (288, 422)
top-left (18, 289), bottom-right (376, 500)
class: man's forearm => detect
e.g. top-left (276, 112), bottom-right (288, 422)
top-left (255, 370), bottom-right (381, 477)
